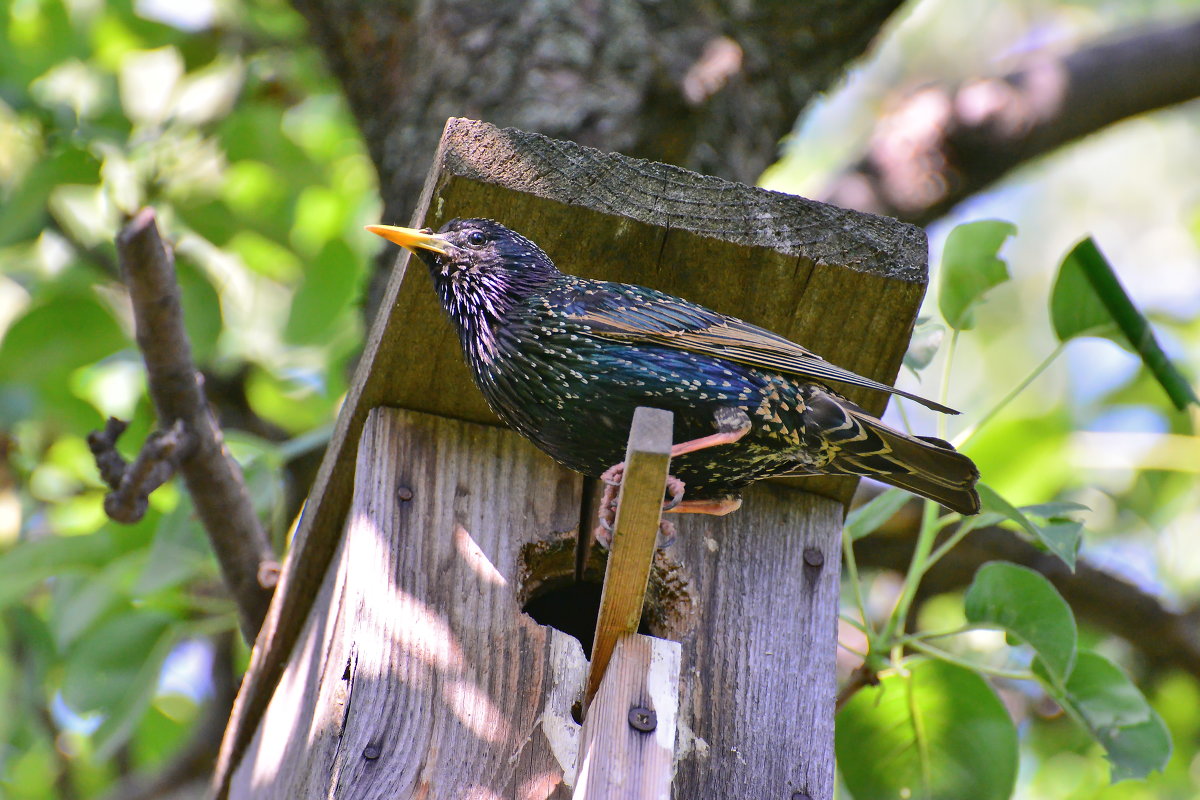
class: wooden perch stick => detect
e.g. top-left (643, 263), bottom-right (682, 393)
top-left (114, 208), bottom-right (278, 642)
top-left (586, 407), bottom-right (673, 705)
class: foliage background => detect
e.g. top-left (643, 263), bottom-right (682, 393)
top-left (0, 0), bottom-right (1197, 797)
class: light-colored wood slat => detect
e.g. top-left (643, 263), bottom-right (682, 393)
top-left (573, 634), bottom-right (680, 800)
top-left (585, 408), bottom-right (673, 705)
top-left (226, 409), bottom-right (588, 799)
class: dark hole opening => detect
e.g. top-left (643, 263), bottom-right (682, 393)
top-left (521, 578), bottom-right (652, 658)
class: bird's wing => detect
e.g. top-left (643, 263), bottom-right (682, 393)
top-left (560, 282), bottom-right (957, 415)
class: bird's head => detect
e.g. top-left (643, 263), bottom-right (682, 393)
top-left (366, 217), bottom-right (558, 285)
top-left (366, 217), bottom-right (560, 359)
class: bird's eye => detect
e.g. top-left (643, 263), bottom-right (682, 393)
top-left (466, 231), bottom-right (488, 248)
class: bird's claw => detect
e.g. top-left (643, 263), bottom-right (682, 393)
top-left (661, 475), bottom-right (686, 511)
top-left (600, 463), bottom-right (624, 487)
top-left (592, 472), bottom-right (685, 548)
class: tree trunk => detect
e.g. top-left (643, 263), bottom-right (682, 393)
top-left (289, 0), bottom-right (905, 312)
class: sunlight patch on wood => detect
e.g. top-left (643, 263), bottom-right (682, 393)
top-left (455, 524), bottom-right (509, 587)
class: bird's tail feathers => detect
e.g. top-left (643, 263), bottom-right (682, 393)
top-left (824, 405), bottom-right (981, 516)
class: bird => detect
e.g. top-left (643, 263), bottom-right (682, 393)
top-left (366, 217), bottom-right (981, 530)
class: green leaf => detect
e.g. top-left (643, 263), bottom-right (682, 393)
top-left (91, 621), bottom-right (179, 760)
top-left (1050, 239), bottom-right (1119, 342)
top-left (1019, 501), bottom-right (1089, 519)
top-left (954, 511), bottom-right (1006, 536)
top-left (0, 145), bottom-right (102, 248)
top-left (137, 498), bottom-right (214, 594)
top-left (978, 483), bottom-right (1079, 571)
top-left (0, 291), bottom-right (126, 385)
top-left (1051, 237), bottom-right (1198, 410)
top-left (844, 488), bottom-right (910, 541)
top-left (937, 220), bottom-right (1017, 330)
top-left (1034, 651), bottom-right (1172, 782)
top-left (1037, 521), bottom-right (1083, 569)
top-left (903, 317), bottom-right (945, 375)
top-left (0, 526), bottom-right (150, 607)
top-left (50, 571), bottom-right (123, 651)
top-left (837, 659), bottom-right (1018, 800)
top-left (285, 238), bottom-right (362, 345)
top-left (175, 259), bottom-right (223, 364)
top-left (964, 562), bottom-right (1077, 684)
top-left (62, 610), bottom-right (174, 713)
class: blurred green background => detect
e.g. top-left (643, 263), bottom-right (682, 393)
top-left (0, 0), bottom-right (1197, 797)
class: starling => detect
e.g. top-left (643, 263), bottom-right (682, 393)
top-left (367, 218), bottom-right (981, 521)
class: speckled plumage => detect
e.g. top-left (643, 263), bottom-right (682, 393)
top-left (374, 217), bottom-right (980, 515)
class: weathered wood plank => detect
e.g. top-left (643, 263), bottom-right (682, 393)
top-left (586, 408), bottom-right (672, 704)
top-left (216, 117), bottom-right (927, 788)
top-left (663, 486), bottom-right (843, 799)
top-left (226, 409), bottom-right (589, 799)
top-left (574, 635), bottom-right (680, 800)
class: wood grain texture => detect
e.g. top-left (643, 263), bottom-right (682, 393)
top-left (225, 409), bottom-right (589, 799)
top-left (574, 635), bottom-right (680, 800)
top-left (216, 118), bottom-right (927, 787)
top-left (662, 484), bottom-right (844, 800)
top-left (586, 408), bottom-right (672, 704)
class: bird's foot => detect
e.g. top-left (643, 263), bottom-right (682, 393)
top-left (599, 462), bottom-right (625, 486)
top-left (662, 474), bottom-right (686, 510)
top-left (591, 472), bottom-right (687, 548)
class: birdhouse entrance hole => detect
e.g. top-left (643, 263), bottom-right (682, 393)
top-left (516, 531), bottom-right (696, 659)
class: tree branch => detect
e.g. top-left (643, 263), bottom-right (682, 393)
top-left (821, 18), bottom-right (1200, 225)
top-left (852, 491), bottom-right (1200, 681)
top-left (88, 418), bottom-right (193, 524)
top-left (110, 208), bottom-right (278, 642)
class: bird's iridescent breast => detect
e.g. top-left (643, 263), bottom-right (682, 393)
top-left (464, 277), bottom-right (819, 498)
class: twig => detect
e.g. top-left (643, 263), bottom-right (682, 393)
top-left (88, 418), bottom-right (193, 523)
top-left (87, 417), bottom-right (130, 489)
top-left (835, 662), bottom-right (879, 713)
top-left (108, 207), bottom-right (278, 642)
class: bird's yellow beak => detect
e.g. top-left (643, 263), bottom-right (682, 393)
top-left (365, 224), bottom-right (450, 255)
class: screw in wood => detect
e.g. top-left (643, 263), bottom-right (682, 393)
top-left (628, 706), bottom-right (657, 732)
top-left (362, 744), bottom-right (381, 760)
top-left (803, 547), bottom-right (824, 568)
top-left (397, 486), bottom-right (414, 502)
top-left (791, 793), bottom-right (812, 800)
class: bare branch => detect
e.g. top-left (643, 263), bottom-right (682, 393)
top-left (87, 417), bottom-right (131, 490)
top-left (821, 18), bottom-right (1200, 224)
top-left (88, 419), bottom-right (193, 523)
top-left (112, 208), bottom-right (278, 642)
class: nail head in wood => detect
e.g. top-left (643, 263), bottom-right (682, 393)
top-left (803, 547), bottom-right (824, 568)
top-left (628, 706), bottom-right (657, 732)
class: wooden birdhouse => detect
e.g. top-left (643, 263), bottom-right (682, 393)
top-left (211, 118), bottom-right (927, 799)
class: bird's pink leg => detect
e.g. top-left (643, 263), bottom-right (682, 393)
top-left (664, 496), bottom-right (743, 516)
top-left (599, 407), bottom-right (752, 487)
top-left (595, 408), bottom-right (751, 546)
